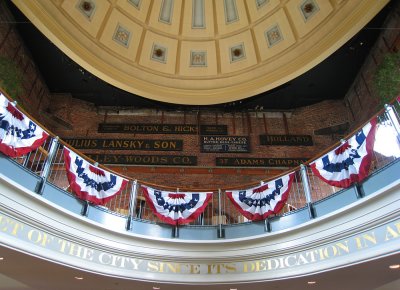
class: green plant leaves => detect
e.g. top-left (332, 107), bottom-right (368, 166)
top-left (0, 56), bottom-right (24, 100)
top-left (373, 52), bottom-right (400, 105)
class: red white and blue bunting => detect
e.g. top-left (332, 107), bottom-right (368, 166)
top-left (141, 185), bottom-right (212, 225)
top-left (310, 118), bottom-right (377, 188)
top-left (226, 173), bottom-right (295, 221)
top-left (64, 148), bottom-right (128, 205)
top-left (0, 93), bottom-right (48, 157)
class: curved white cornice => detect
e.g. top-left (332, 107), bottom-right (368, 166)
top-left (1, 173), bottom-right (399, 284)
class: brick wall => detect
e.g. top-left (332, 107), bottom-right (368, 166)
top-left (46, 95), bottom-right (350, 189)
top-left (0, 1), bottom-right (51, 124)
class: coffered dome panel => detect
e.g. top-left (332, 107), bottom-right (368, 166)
top-left (246, 0), bottom-right (280, 22)
top-left (215, 0), bottom-right (249, 35)
top-left (61, 0), bottom-right (111, 38)
top-left (253, 8), bottom-right (296, 61)
top-left (12, 0), bottom-right (389, 105)
top-left (286, 0), bottom-right (334, 39)
top-left (99, 9), bottom-right (143, 61)
top-left (139, 30), bottom-right (178, 75)
top-left (115, 0), bottom-right (151, 23)
top-left (219, 30), bottom-right (258, 73)
top-left (181, 0), bottom-right (215, 38)
top-left (179, 41), bottom-right (218, 77)
top-left (148, 0), bottom-right (182, 35)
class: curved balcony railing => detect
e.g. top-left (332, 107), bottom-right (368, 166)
top-left (1, 90), bottom-right (399, 239)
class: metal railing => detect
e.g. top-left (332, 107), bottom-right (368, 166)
top-left (5, 94), bottom-right (400, 229)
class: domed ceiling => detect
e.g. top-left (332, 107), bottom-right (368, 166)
top-left (13, 0), bottom-right (388, 105)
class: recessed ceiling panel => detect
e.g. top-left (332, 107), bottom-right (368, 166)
top-left (216, 0), bottom-right (249, 36)
top-left (180, 41), bottom-right (218, 76)
top-left (61, 0), bottom-right (110, 38)
top-left (253, 9), bottom-right (296, 61)
top-left (181, 0), bottom-right (215, 38)
top-left (139, 31), bottom-right (178, 75)
top-left (219, 30), bottom-right (258, 73)
top-left (246, 0), bottom-right (280, 22)
top-left (99, 9), bottom-right (143, 62)
top-left (286, 0), bottom-right (334, 38)
top-left (116, 0), bottom-right (151, 23)
top-left (148, 0), bottom-right (182, 35)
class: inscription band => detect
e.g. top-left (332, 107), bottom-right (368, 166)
top-left (0, 211), bottom-right (399, 276)
top-left (98, 124), bottom-right (227, 135)
top-left (86, 154), bottom-right (197, 166)
top-left (216, 157), bottom-right (308, 167)
top-left (64, 138), bottom-right (183, 151)
top-left (260, 135), bottom-right (313, 146)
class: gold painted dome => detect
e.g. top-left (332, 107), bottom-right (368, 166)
top-left (13, 0), bottom-right (389, 105)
